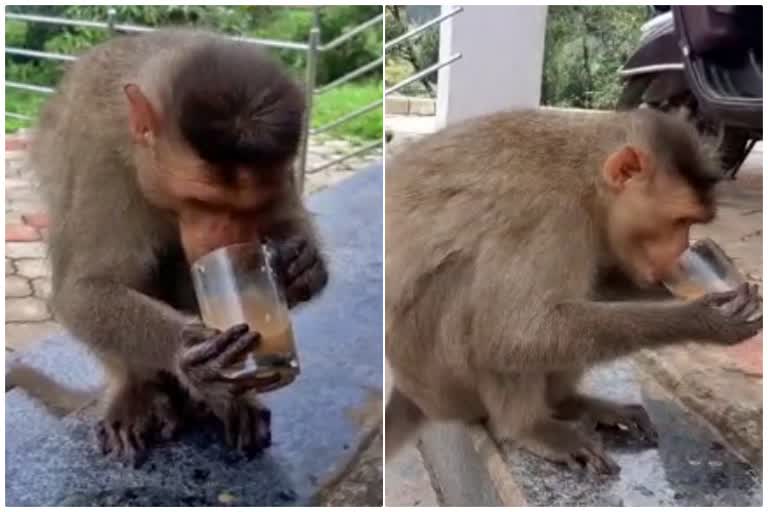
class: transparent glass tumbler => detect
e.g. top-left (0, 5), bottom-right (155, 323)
top-left (663, 238), bottom-right (759, 320)
top-left (191, 242), bottom-right (299, 392)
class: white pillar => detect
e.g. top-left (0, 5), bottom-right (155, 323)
top-left (437, 5), bottom-right (548, 128)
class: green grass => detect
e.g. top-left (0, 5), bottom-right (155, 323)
top-left (311, 81), bottom-right (382, 142)
top-left (5, 89), bottom-right (47, 134)
top-left (6, 81), bottom-right (383, 142)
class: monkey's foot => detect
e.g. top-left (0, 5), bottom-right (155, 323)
top-left (95, 384), bottom-right (181, 467)
top-left (518, 420), bottom-right (620, 475)
top-left (587, 402), bottom-right (658, 447)
top-left (213, 393), bottom-right (272, 456)
top-left (554, 396), bottom-right (658, 447)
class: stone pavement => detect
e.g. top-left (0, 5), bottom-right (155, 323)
top-left (5, 154), bottom-right (384, 507)
top-left (5, 133), bottom-right (381, 354)
top-left (5, 134), bottom-right (383, 506)
top-left (384, 112), bottom-right (763, 505)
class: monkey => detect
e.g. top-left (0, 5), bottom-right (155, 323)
top-left (24, 29), bottom-right (329, 465)
top-left (384, 108), bottom-right (762, 474)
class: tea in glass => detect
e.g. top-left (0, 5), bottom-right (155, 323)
top-left (663, 238), bottom-right (761, 324)
top-left (662, 238), bottom-right (744, 301)
top-left (191, 242), bottom-right (299, 391)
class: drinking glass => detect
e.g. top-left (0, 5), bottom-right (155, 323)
top-left (663, 238), bottom-right (760, 321)
top-left (191, 242), bottom-right (299, 392)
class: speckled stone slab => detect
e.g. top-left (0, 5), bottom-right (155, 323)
top-left (503, 359), bottom-right (763, 506)
top-left (420, 358), bottom-right (762, 507)
top-left (5, 164), bottom-right (383, 506)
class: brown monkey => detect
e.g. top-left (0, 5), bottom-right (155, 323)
top-left (27, 29), bottom-right (328, 465)
top-left (384, 108), bottom-right (761, 473)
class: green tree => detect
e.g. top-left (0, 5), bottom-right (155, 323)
top-left (384, 6), bottom-right (438, 97)
top-left (5, 5), bottom-right (381, 85)
top-left (541, 6), bottom-right (647, 109)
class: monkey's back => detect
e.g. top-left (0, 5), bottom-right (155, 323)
top-left (385, 110), bottom-right (624, 405)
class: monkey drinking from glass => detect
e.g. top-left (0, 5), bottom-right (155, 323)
top-left (25, 29), bottom-right (328, 465)
top-left (385, 108), bottom-right (761, 474)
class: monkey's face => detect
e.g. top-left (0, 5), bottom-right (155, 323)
top-left (124, 81), bottom-right (297, 264)
top-left (140, 137), bottom-right (289, 263)
top-left (602, 148), bottom-right (715, 287)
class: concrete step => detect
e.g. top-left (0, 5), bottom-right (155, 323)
top-left (385, 442), bottom-right (439, 506)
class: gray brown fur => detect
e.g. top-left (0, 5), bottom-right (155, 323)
top-left (385, 108), bottom-right (761, 471)
top-left (31, 29), bottom-right (316, 373)
top-left (27, 29), bottom-right (325, 462)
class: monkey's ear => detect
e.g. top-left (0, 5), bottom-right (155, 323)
top-left (124, 84), bottom-right (160, 145)
top-left (601, 146), bottom-right (652, 191)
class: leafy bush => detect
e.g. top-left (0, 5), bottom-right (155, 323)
top-left (382, 6), bottom-right (647, 108)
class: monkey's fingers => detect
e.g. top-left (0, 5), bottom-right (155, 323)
top-left (272, 237), bottom-right (307, 268)
top-left (218, 332), bottom-right (261, 368)
top-left (286, 259), bottom-right (328, 307)
top-left (258, 407), bottom-right (272, 448)
top-left (577, 446), bottom-right (620, 476)
top-left (285, 241), bottom-right (317, 282)
top-left (105, 422), bottom-right (123, 458)
top-left (226, 367), bottom-right (285, 393)
top-left (182, 323), bottom-right (249, 366)
top-left (237, 407), bottom-right (254, 455)
top-left (128, 422), bottom-right (146, 453)
top-left (160, 420), bottom-right (179, 441)
top-left (563, 454), bottom-right (584, 472)
top-left (152, 396), bottom-right (181, 441)
top-left (95, 420), bottom-right (112, 455)
top-left (738, 294), bottom-right (762, 322)
top-left (118, 426), bottom-right (146, 468)
top-left (237, 404), bottom-right (271, 456)
top-left (740, 284), bottom-right (762, 322)
top-left (584, 447), bottom-right (621, 475)
top-left (720, 283), bottom-right (752, 316)
top-left (702, 289), bottom-right (740, 307)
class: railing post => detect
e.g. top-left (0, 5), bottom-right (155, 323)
top-left (296, 7), bottom-right (321, 194)
top-left (106, 8), bottom-right (117, 35)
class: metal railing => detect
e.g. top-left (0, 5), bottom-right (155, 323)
top-left (384, 6), bottom-right (463, 98)
top-left (5, 7), bottom-right (383, 193)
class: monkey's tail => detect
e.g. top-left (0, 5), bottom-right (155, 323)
top-left (385, 387), bottom-right (426, 460)
top-left (6, 363), bottom-right (99, 417)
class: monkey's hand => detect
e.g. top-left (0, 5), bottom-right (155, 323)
top-left (175, 324), bottom-right (273, 454)
top-left (269, 236), bottom-right (328, 308)
top-left (691, 283), bottom-right (762, 345)
top-left (175, 324), bottom-right (275, 402)
top-left (209, 391), bottom-right (272, 456)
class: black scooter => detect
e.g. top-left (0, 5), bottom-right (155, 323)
top-left (617, 5), bottom-right (762, 177)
